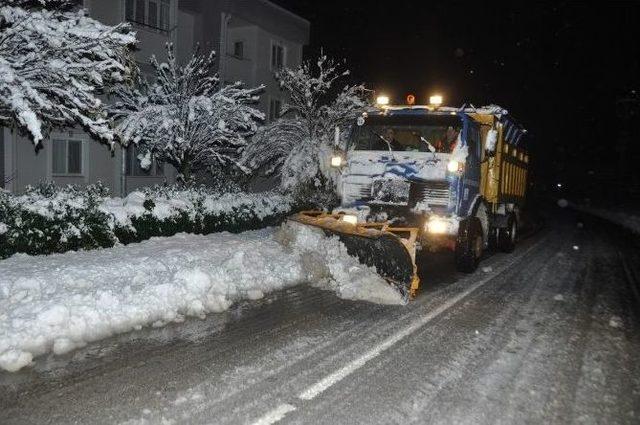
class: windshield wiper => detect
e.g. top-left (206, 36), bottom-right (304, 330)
top-left (372, 131), bottom-right (398, 161)
top-left (420, 136), bottom-right (440, 161)
top-left (373, 131), bottom-right (393, 153)
top-left (420, 136), bottom-right (436, 153)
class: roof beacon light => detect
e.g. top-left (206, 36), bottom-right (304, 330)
top-left (429, 94), bottom-right (443, 107)
top-left (406, 94), bottom-right (416, 105)
top-left (376, 95), bottom-right (390, 106)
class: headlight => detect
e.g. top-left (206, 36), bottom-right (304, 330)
top-left (341, 214), bottom-right (358, 225)
top-left (447, 160), bottom-right (462, 173)
top-left (426, 218), bottom-right (448, 234)
top-left (331, 156), bottom-right (343, 167)
top-left (376, 95), bottom-right (390, 106)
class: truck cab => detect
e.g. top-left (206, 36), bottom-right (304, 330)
top-left (333, 100), bottom-right (529, 272)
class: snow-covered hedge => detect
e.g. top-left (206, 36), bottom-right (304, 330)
top-left (0, 183), bottom-right (295, 259)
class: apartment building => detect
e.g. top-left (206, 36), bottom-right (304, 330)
top-left (1, 0), bottom-right (309, 194)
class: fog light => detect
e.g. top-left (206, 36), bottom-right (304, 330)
top-left (427, 218), bottom-right (448, 234)
top-left (341, 214), bottom-right (358, 225)
top-left (331, 155), bottom-right (343, 167)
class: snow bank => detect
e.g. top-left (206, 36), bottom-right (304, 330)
top-left (574, 205), bottom-right (640, 236)
top-left (0, 222), bottom-right (403, 372)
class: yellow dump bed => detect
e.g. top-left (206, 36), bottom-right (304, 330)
top-left (469, 112), bottom-right (529, 208)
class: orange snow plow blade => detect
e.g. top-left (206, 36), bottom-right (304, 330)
top-left (289, 211), bottom-right (421, 301)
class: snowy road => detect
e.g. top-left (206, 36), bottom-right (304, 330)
top-left (1, 209), bottom-right (639, 424)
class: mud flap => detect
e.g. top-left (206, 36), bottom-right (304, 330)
top-left (290, 211), bottom-right (420, 301)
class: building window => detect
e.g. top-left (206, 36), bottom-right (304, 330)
top-left (52, 139), bottom-right (83, 175)
top-left (271, 42), bottom-right (285, 70)
top-left (148, 0), bottom-right (157, 27)
top-left (135, 0), bottom-right (145, 23)
top-left (125, 145), bottom-right (164, 177)
top-left (125, 0), bottom-right (134, 21)
top-left (233, 41), bottom-right (244, 58)
top-left (269, 98), bottom-right (282, 122)
top-left (125, 0), bottom-right (170, 31)
top-left (159, 0), bottom-right (170, 30)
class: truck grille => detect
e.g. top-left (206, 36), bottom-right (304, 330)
top-left (371, 179), bottom-right (410, 205)
top-left (410, 180), bottom-right (450, 206)
top-left (343, 182), bottom-right (372, 203)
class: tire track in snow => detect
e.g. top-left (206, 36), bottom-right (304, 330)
top-left (250, 233), bottom-right (550, 424)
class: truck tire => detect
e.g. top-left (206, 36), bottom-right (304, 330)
top-left (498, 213), bottom-right (517, 253)
top-left (455, 218), bottom-right (483, 273)
top-left (488, 227), bottom-right (499, 251)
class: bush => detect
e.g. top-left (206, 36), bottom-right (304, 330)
top-left (0, 182), bottom-right (116, 258)
top-left (0, 183), bottom-right (297, 259)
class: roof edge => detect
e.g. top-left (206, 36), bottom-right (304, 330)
top-left (260, 0), bottom-right (310, 26)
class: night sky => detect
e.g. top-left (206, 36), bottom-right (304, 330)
top-left (272, 0), bottom-right (640, 193)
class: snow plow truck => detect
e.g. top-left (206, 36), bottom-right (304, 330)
top-left (291, 96), bottom-right (529, 302)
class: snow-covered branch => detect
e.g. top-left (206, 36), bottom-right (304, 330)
top-left (111, 44), bottom-right (264, 184)
top-left (0, 2), bottom-right (136, 146)
top-left (243, 55), bottom-right (369, 194)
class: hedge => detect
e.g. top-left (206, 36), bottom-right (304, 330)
top-left (0, 182), bottom-right (296, 259)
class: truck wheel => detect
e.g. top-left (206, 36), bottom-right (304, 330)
top-left (498, 213), bottom-right (517, 253)
top-left (488, 227), bottom-right (499, 251)
top-left (455, 218), bottom-right (483, 273)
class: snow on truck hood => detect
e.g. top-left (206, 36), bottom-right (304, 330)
top-left (0, 222), bottom-right (403, 372)
top-left (343, 151), bottom-right (450, 182)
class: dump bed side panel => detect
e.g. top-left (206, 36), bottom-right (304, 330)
top-left (497, 119), bottom-right (529, 206)
top-left (470, 112), bottom-right (529, 208)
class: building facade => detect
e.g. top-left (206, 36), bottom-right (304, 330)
top-left (1, 0), bottom-right (309, 194)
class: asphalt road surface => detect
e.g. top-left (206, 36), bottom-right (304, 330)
top-left (1, 209), bottom-right (639, 424)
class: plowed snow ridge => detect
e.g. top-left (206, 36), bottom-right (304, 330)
top-left (0, 222), bottom-right (403, 372)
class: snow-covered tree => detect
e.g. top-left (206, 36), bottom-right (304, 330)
top-left (0, 0), bottom-right (136, 146)
top-left (242, 55), bottom-right (369, 200)
top-left (111, 44), bottom-right (264, 184)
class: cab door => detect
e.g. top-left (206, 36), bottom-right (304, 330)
top-left (456, 117), bottom-right (482, 216)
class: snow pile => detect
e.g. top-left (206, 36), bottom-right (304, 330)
top-left (276, 222), bottom-right (403, 305)
top-left (0, 222), bottom-right (403, 372)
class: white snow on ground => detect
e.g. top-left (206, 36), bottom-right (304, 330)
top-left (0, 222), bottom-right (403, 372)
top-left (575, 205), bottom-right (640, 236)
top-left (608, 316), bottom-right (623, 329)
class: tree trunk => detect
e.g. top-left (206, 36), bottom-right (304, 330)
top-left (177, 160), bottom-right (192, 187)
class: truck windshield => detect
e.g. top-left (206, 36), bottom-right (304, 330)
top-left (351, 116), bottom-right (462, 152)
